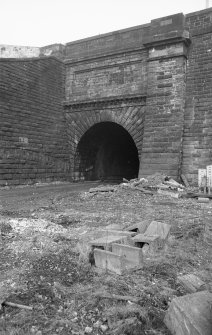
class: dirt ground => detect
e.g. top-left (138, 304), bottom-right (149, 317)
top-left (0, 181), bottom-right (212, 335)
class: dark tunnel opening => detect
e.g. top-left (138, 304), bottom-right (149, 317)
top-left (74, 122), bottom-right (139, 181)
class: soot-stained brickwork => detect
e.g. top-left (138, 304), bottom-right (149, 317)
top-left (0, 8), bottom-right (212, 185)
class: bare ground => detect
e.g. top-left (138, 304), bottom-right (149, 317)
top-left (0, 181), bottom-right (212, 335)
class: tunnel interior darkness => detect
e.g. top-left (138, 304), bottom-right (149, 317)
top-left (74, 122), bottom-right (139, 181)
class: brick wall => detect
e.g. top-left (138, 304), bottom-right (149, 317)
top-left (0, 57), bottom-right (69, 186)
top-left (182, 8), bottom-right (212, 184)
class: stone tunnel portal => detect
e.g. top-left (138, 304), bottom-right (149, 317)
top-left (74, 122), bottom-right (139, 181)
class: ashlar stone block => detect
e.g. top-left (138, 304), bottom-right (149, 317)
top-left (145, 221), bottom-right (171, 240)
top-left (89, 235), bottom-right (128, 251)
top-left (112, 243), bottom-right (143, 267)
top-left (164, 291), bottom-right (212, 335)
top-left (94, 249), bottom-right (129, 275)
top-left (126, 220), bottom-right (150, 234)
top-left (132, 234), bottom-right (160, 252)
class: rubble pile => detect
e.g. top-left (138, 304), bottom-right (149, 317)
top-left (88, 173), bottom-right (212, 201)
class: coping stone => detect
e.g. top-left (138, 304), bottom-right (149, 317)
top-left (94, 249), bottom-right (131, 275)
top-left (112, 243), bottom-right (143, 267)
top-left (99, 230), bottom-right (136, 237)
top-left (132, 234), bottom-right (160, 243)
top-left (132, 234), bottom-right (160, 252)
top-left (104, 224), bottom-right (123, 230)
top-left (89, 235), bottom-right (128, 251)
top-left (126, 221), bottom-right (150, 234)
top-left (164, 291), bottom-right (212, 335)
top-left (145, 221), bottom-right (171, 240)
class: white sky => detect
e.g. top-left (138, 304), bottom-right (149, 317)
top-left (1, 0), bottom-right (211, 47)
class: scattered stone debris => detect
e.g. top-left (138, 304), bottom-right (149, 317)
top-left (88, 173), bottom-right (209, 200)
top-left (89, 220), bottom-right (171, 274)
top-left (1, 180), bottom-right (211, 334)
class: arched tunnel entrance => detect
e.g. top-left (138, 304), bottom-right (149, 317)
top-left (74, 122), bottom-right (139, 181)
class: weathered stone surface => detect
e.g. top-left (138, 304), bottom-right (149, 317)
top-left (94, 249), bottom-right (132, 275)
top-left (132, 234), bottom-right (160, 252)
top-left (164, 291), bottom-right (212, 335)
top-left (177, 274), bottom-right (207, 293)
top-left (104, 224), bottom-right (123, 231)
top-left (145, 221), bottom-right (171, 240)
top-left (158, 189), bottom-right (179, 198)
top-left (89, 236), bottom-right (128, 251)
top-left (132, 234), bottom-right (159, 244)
top-left (98, 230), bottom-right (136, 237)
top-left (112, 243), bottom-right (143, 266)
top-left (126, 221), bottom-right (150, 234)
top-left (181, 10), bottom-right (212, 184)
top-left (0, 58), bottom-right (69, 186)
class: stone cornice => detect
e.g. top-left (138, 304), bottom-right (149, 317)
top-left (64, 46), bottom-right (146, 65)
top-left (64, 95), bottom-right (146, 109)
top-left (143, 34), bottom-right (191, 49)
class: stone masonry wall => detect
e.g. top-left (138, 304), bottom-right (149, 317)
top-left (0, 57), bottom-right (69, 186)
top-left (182, 8), bottom-right (212, 184)
top-left (64, 10), bottom-right (212, 184)
top-left (139, 43), bottom-right (187, 179)
top-left (65, 50), bottom-right (147, 102)
top-left (0, 8), bottom-right (212, 186)
top-left (65, 98), bottom-right (146, 180)
top-left (136, 13), bottom-right (189, 179)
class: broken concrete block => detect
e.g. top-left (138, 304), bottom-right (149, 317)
top-left (178, 274), bottom-right (207, 293)
top-left (89, 235), bottom-right (128, 251)
top-left (145, 221), bottom-right (171, 240)
top-left (164, 291), bottom-right (212, 335)
top-left (94, 249), bottom-right (130, 275)
top-left (126, 221), bottom-right (150, 234)
top-left (112, 243), bottom-right (143, 267)
top-left (132, 234), bottom-right (160, 252)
